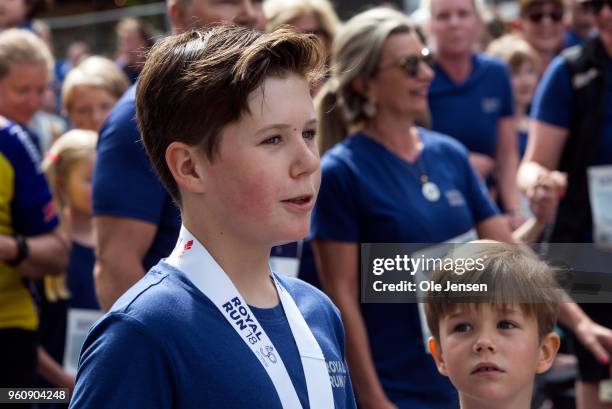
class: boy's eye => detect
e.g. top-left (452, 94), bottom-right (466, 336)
top-left (302, 130), bottom-right (316, 140)
top-left (262, 135), bottom-right (281, 145)
top-left (453, 323), bottom-right (472, 333)
top-left (498, 321), bottom-right (516, 330)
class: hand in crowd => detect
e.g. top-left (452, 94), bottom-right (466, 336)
top-left (527, 169), bottom-right (566, 226)
top-left (360, 396), bottom-right (398, 409)
top-left (574, 318), bottom-right (612, 366)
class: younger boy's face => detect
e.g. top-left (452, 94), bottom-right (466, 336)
top-left (429, 304), bottom-right (559, 407)
top-left (197, 72), bottom-right (320, 247)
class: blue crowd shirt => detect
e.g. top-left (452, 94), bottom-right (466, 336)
top-left (531, 54), bottom-right (612, 166)
top-left (310, 127), bottom-right (498, 409)
top-left (429, 53), bottom-right (515, 158)
top-left (67, 242), bottom-right (99, 310)
top-left (69, 264), bottom-right (357, 409)
top-left (92, 85), bottom-right (181, 270)
top-left (0, 118), bottom-right (59, 330)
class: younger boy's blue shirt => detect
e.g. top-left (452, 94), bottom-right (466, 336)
top-left (531, 54), bottom-right (612, 166)
top-left (429, 54), bottom-right (514, 158)
top-left (92, 85), bottom-right (180, 270)
top-left (310, 128), bottom-right (497, 409)
top-left (69, 263), bottom-right (356, 409)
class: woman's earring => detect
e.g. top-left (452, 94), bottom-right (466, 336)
top-left (363, 97), bottom-right (377, 118)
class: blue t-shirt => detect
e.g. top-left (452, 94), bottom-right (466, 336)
top-left (92, 85), bottom-right (181, 270)
top-left (310, 128), bottom-right (498, 409)
top-left (69, 264), bottom-right (356, 409)
top-left (429, 53), bottom-right (515, 158)
top-left (531, 54), bottom-right (612, 166)
top-left (67, 242), bottom-right (99, 310)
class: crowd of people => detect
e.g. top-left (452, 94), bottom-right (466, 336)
top-left (1, 0), bottom-right (612, 408)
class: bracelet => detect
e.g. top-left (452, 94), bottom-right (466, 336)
top-left (7, 234), bottom-right (29, 266)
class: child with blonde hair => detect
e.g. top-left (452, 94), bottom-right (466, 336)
top-left (36, 129), bottom-right (99, 392)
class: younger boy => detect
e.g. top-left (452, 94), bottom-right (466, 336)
top-left (424, 241), bottom-right (562, 409)
top-left (69, 26), bottom-right (356, 409)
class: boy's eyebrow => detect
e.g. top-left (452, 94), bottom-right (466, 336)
top-left (255, 118), bottom-right (318, 135)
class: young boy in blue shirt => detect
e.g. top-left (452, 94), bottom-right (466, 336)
top-left (69, 26), bottom-right (356, 409)
top-left (424, 242), bottom-right (561, 409)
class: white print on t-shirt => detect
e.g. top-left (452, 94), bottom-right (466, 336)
top-left (481, 97), bottom-right (500, 114)
top-left (445, 189), bottom-right (466, 207)
top-left (573, 68), bottom-right (599, 90)
top-left (327, 360), bottom-right (347, 389)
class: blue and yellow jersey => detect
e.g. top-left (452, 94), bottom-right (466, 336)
top-left (0, 116), bottom-right (58, 330)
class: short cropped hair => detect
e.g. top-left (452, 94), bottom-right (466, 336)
top-left (0, 28), bottom-right (53, 79)
top-left (424, 241), bottom-right (562, 341)
top-left (61, 56), bottom-right (130, 113)
top-left (136, 25), bottom-right (325, 204)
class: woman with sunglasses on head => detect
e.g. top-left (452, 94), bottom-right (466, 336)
top-left (312, 7), bottom-right (554, 409)
top-left (519, 1), bottom-right (612, 407)
top-left (426, 0), bottom-right (525, 231)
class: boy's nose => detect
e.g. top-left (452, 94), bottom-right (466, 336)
top-left (290, 139), bottom-right (320, 179)
top-left (473, 338), bottom-right (496, 353)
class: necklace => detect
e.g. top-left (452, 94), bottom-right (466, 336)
top-left (410, 153), bottom-right (440, 202)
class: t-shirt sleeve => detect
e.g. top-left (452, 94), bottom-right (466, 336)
top-left (69, 313), bottom-right (174, 409)
top-left (10, 129), bottom-right (58, 235)
top-left (310, 157), bottom-right (359, 242)
top-left (530, 56), bottom-right (573, 129)
top-left (92, 98), bottom-right (169, 224)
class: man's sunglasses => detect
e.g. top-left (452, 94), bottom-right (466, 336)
top-left (526, 9), bottom-right (564, 23)
top-left (379, 48), bottom-right (434, 78)
top-left (583, 0), bottom-right (612, 13)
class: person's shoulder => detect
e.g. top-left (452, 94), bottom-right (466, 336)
top-left (105, 263), bottom-right (195, 332)
top-left (98, 84), bottom-right (138, 143)
top-left (321, 133), bottom-right (369, 173)
top-left (476, 53), bottom-right (508, 72)
top-left (0, 117), bottom-right (43, 171)
top-left (420, 127), bottom-right (468, 158)
top-left (275, 274), bottom-right (341, 321)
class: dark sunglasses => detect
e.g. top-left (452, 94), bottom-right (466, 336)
top-left (583, 0), bottom-right (612, 13)
top-left (526, 9), bottom-right (564, 22)
top-left (379, 48), bottom-right (434, 78)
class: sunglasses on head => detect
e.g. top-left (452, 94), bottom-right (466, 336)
top-left (583, 0), bottom-right (612, 13)
top-left (526, 9), bottom-right (564, 22)
top-left (379, 48), bottom-right (434, 78)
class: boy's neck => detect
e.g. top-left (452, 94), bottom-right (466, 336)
top-left (182, 216), bottom-right (279, 309)
top-left (459, 385), bottom-right (533, 409)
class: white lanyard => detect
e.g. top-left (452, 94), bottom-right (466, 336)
top-left (166, 226), bottom-right (334, 409)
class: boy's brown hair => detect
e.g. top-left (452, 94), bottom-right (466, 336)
top-left (136, 25), bottom-right (325, 205)
top-left (424, 241), bottom-right (562, 341)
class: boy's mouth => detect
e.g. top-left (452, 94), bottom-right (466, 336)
top-left (471, 362), bottom-right (505, 375)
top-left (281, 194), bottom-right (315, 211)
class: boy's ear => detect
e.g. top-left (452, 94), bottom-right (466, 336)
top-left (165, 141), bottom-right (208, 195)
top-left (428, 337), bottom-right (449, 376)
top-left (536, 332), bottom-right (561, 374)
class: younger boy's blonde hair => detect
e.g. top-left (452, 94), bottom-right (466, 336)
top-left (424, 241), bottom-right (562, 341)
top-left (61, 56), bottom-right (130, 114)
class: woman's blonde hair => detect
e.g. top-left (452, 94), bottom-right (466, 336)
top-left (487, 34), bottom-right (541, 73)
top-left (43, 129), bottom-right (98, 214)
top-left (0, 28), bottom-right (53, 79)
top-left (61, 56), bottom-right (130, 113)
top-left (264, 0), bottom-right (341, 38)
top-left (315, 7), bottom-right (416, 154)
